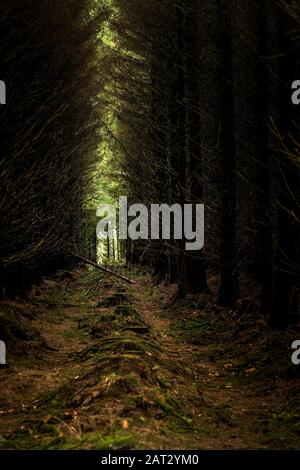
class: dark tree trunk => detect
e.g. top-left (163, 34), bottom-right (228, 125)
top-left (254, 0), bottom-right (274, 315)
top-left (217, 0), bottom-right (238, 307)
top-left (175, 2), bottom-right (188, 299)
top-left (185, 0), bottom-right (209, 294)
top-left (270, 10), bottom-right (300, 329)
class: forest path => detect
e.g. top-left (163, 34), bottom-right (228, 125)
top-left (0, 268), bottom-right (298, 449)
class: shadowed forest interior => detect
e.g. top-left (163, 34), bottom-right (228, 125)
top-left (0, 0), bottom-right (299, 450)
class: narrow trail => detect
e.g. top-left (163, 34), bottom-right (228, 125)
top-left (0, 268), bottom-right (298, 450)
top-left (134, 290), bottom-right (203, 366)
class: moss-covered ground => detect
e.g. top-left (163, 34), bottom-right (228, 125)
top-left (0, 268), bottom-right (299, 449)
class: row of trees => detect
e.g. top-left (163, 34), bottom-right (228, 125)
top-left (0, 0), bottom-right (298, 329)
top-left (0, 0), bottom-right (109, 298)
top-left (107, 0), bottom-right (299, 329)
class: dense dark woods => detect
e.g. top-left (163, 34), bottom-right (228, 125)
top-left (110, 0), bottom-right (299, 328)
top-left (0, 0), bottom-right (109, 297)
top-left (0, 0), bottom-right (299, 327)
top-left (1, 0), bottom-right (300, 453)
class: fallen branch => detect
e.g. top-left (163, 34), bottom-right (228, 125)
top-left (63, 250), bottom-right (138, 285)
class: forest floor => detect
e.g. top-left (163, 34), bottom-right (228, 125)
top-left (0, 267), bottom-right (300, 450)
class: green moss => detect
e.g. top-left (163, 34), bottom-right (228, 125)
top-left (262, 410), bottom-right (300, 447)
top-left (62, 328), bottom-right (89, 340)
top-left (155, 395), bottom-right (194, 430)
top-left (79, 334), bottom-right (162, 364)
top-left (0, 420), bottom-right (136, 450)
top-left (171, 317), bottom-right (227, 345)
top-left (114, 305), bottom-right (144, 323)
top-left (58, 430), bottom-right (137, 450)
